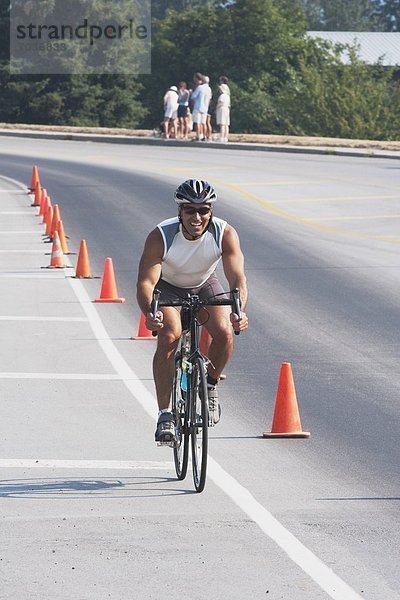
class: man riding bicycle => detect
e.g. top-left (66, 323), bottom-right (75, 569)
top-left (136, 179), bottom-right (248, 444)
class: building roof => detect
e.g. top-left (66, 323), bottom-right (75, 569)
top-left (307, 32), bottom-right (400, 66)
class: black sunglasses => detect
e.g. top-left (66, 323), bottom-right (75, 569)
top-left (181, 206), bottom-right (212, 216)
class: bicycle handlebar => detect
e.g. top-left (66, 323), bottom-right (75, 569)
top-left (150, 288), bottom-right (242, 336)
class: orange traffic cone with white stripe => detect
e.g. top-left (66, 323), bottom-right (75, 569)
top-left (29, 165), bottom-right (40, 192)
top-left (75, 240), bottom-right (93, 278)
top-left (132, 313), bottom-right (156, 340)
top-left (94, 258), bottom-right (125, 303)
top-left (263, 362), bottom-right (310, 438)
top-left (47, 231), bottom-right (65, 268)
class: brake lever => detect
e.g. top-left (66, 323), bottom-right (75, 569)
top-left (150, 289), bottom-right (161, 337)
top-left (232, 288), bottom-right (241, 336)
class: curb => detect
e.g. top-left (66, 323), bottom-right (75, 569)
top-left (1, 128), bottom-right (399, 160)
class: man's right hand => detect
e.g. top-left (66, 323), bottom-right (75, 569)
top-left (145, 310), bottom-right (164, 332)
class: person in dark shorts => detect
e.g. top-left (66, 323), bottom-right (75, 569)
top-left (136, 179), bottom-right (248, 444)
top-left (177, 81), bottom-right (191, 139)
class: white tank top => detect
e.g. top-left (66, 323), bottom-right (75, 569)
top-left (157, 216), bottom-right (227, 287)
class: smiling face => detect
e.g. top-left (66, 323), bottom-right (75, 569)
top-left (179, 204), bottom-right (213, 239)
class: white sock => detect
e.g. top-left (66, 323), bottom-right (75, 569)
top-left (158, 408), bottom-right (170, 418)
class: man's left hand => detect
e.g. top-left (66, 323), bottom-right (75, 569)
top-left (230, 311), bottom-right (248, 332)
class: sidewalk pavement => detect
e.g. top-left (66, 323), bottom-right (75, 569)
top-left (0, 173), bottom-right (166, 463)
top-left (1, 127), bottom-right (400, 160)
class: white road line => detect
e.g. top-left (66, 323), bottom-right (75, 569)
top-left (0, 316), bottom-right (88, 321)
top-left (0, 211), bottom-right (33, 215)
top-left (208, 458), bottom-right (362, 600)
top-left (67, 269), bottom-right (363, 600)
top-left (0, 176), bottom-right (30, 192)
top-left (0, 272), bottom-right (66, 278)
top-left (0, 230), bottom-right (40, 234)
top-left (0, 250), bottom-right (47, 253)
top-left (0, 190), bottom-right (26, 194)
top-left (0, 459), bottom-right (173, 470)
top-left (0, 373), bottom-right (131, 380)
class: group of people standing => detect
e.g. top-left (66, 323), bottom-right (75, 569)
top-left (162, 73), bottom-right (231, 143)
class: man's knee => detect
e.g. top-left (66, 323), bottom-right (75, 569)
top-left (156, 329), bottom-right (180, 353)
top-left (207, 324), bottom-right (233, 347)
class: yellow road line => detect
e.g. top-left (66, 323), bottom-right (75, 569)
top-left (170, 166), bottom-right (234, 172)
top-left (269, 194), bottom-right (400, 204)
top-left (212, 178), bottom-right (400, 244)
top-left (306, 214), bottom-right (400, 222)
top-left (228, 179), bottom-right (320, 187)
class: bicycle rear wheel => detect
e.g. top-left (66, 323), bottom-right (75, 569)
top-left (172, 359), bottom-right (189, 480)
top-left (190, 356), bottom-right (209, 492)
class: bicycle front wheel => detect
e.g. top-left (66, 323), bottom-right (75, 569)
top-left (172, 361), bottom-right (189, 480)
top-left (190, 357), bottom-right (209, 493)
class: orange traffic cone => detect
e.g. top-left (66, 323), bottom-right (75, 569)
top-left (31, 181), bottom-right (41, 207)
top-left (75, 240), bottom-right (93, 278)
top-left (47, 231), bottom-right (65, 268)
top-left (50, 204), bottom-right (61, 239)
top-left (44, 204), bottom-right (54, 236)
top-left (41, 195), bottom-right (51, 224)
top-left (94, 258), bottom-right (125, 303)
top-left (57, 220), bottom-right (70, 254)
top-left (39, 190), bottom-right (49, 221)
top-left (263, 362), bottom-right (310, 438)
top-left (200, 327), bottom-right (212, 355)
top-left (132, 313), bottom-right (156, 340)
top-left (29, 165), bottom-right (40, 192)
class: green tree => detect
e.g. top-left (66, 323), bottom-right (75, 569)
top-left (300, 0), bottom-right (323, 29)
top-left (372, 0), bottom-right (400, 31)
top-left (0, 72), bottom-right (147, 127)
top-left (301, 0), bottom-right (378, 30)
top-left (275, 40), bottom-right (400, 139)
top-left (152, 0), bottom-right (219, 20)
top-left (141, 0), bottom-right (307, 128)
top-left (0, 0), bottom-right (9, 61)
top-left (0, 0), bottom-right (148, 127)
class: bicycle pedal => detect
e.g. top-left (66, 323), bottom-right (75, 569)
top-left (157, 440), bottom-right (176, 448)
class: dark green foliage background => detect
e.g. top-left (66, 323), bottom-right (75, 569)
top-left (1, 0), bottom-right (400, 139)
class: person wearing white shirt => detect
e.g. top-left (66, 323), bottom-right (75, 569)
top-left (191, 73), bottom-right (212, 141)
top-left (163, 85), bottom-right (179, 139)
top-left (216, 82), bottom-right (231, 143)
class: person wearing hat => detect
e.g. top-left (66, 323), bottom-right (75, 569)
top-left (163, 85), bottom-right (179, 139)
top-left (216, 79), bottom-right (231, 143)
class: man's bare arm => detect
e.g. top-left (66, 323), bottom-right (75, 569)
top-left (136, 228), bottom-right (164, 320)
top-left (222, 225), bottom-right (248, 310)
top-left (221, 225), bottom-right (248, 333)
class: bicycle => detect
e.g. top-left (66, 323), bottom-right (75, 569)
top-left (151, 288), bottom-right (241, 493)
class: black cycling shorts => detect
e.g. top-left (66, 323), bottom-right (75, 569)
top-left (156, 271), bottom-right (228, 303)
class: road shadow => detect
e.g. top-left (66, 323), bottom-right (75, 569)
top-left (0, 476), bottom-right (195, 498)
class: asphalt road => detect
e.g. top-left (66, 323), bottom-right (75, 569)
top-left (0, 137), bottom-right (399, 600)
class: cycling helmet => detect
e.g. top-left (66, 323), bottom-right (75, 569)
top-left (174, 179), bottom-right (217, 205)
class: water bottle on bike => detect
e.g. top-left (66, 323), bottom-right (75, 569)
top-left (181, 336), bottom-right (190, 393)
